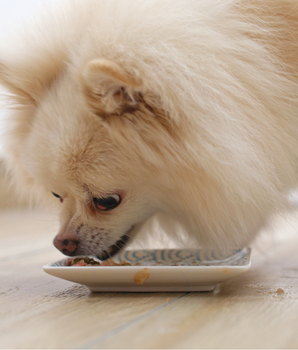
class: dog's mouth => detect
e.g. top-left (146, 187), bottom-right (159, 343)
top-left (97, 226), bottom-right (134, 260)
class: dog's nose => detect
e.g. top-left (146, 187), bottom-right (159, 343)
top-left (53, 235), bottom-right (79, 256)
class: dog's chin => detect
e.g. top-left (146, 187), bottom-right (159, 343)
top-left (97, 226), bottom-right (134, 260)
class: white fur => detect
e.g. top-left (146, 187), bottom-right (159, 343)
top-left (1, 0), bottom-right (298, 254)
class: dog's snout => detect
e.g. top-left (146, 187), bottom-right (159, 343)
top-left (53, 235), bottom-right (79, 256)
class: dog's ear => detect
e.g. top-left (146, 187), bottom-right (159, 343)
top-left (0, 53), bottom-right (63, 107)
top-left (0, 62), bottom-right (37, 106)
top-left (81, 58), bottom-right (143, 116)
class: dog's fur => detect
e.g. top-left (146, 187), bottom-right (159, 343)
top-left (1, 0), bottom-right (298, 256)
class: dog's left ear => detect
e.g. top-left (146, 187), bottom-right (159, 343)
top-left (81, 58), bottom-right (143, 116)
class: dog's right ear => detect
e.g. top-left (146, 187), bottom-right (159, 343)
top-left (80, 58), bottom-right (143, 116)
top-left (0, 52), bottom-right (63, 107)
top-left (0, 62), bottom-right (36, 106)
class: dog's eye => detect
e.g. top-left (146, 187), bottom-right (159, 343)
top-left (94, 194), bottom-right (121, 211)
top-left (52, 192), bottom-right (63, 203)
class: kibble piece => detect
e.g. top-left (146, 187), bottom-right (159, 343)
top-left (73, 260), bottom-right (87, 266)
top-left (276, 288), bottom-right (284, 294)
top-left (134, 268), bottom-right (150, 284)
top-left (65, 258), bottom-right (73, 266)
top-left (100, 259), bottom-right (121, 266)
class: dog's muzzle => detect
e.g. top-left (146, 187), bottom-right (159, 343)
top-left (97, 226), bottom-right (134, 260)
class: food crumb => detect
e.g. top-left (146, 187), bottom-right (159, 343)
top-left (276, 288), bottom-right (284, 294)
top-left (134, 268), bottom-right (150, 284)
top-left (166, 297), bottom-right (170, 303)
top-left (269, 288), bottom-right (285, 294)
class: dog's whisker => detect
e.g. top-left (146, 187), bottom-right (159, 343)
top-left (113, 242), bottom-right (122, 251)
top-left (124, 233), bottom-right (145, 250)
top-left (105, 249), bottom-right (114, 261)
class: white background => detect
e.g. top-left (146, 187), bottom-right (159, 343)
top-left (0, 0), bottom-right (58, 155)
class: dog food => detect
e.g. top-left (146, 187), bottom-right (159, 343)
top-left (134, 268), bottom-right (150, 284)
top-left (66, 257), bottom-right (131, 266)
top-left (276, 288), bottom-right (285, 294)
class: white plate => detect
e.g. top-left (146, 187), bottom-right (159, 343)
top-left (43, 248), bottom-right (251, 292)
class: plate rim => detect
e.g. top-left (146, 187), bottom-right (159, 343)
top-left (43, 247), bottom-right (252, 270)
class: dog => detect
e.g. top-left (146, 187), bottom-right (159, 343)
top-left (1, 0), bottom-right (298, 258)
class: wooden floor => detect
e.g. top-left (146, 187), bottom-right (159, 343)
top-left (1, 209), bottom-right (298, 349)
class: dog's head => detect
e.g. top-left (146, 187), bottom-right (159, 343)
top-left (2, 0), bottom-right (286, 254)
top-left (0, 54), bottom-right (186, 258)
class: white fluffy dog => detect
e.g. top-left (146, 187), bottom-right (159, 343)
top-left (1, 0), bottom-right (298, 258)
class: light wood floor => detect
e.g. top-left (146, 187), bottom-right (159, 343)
top-left (1, 208), bottom-right (298, 349)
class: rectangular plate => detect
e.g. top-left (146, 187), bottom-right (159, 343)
top-left (43, 248), bottom-right (251, 292)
